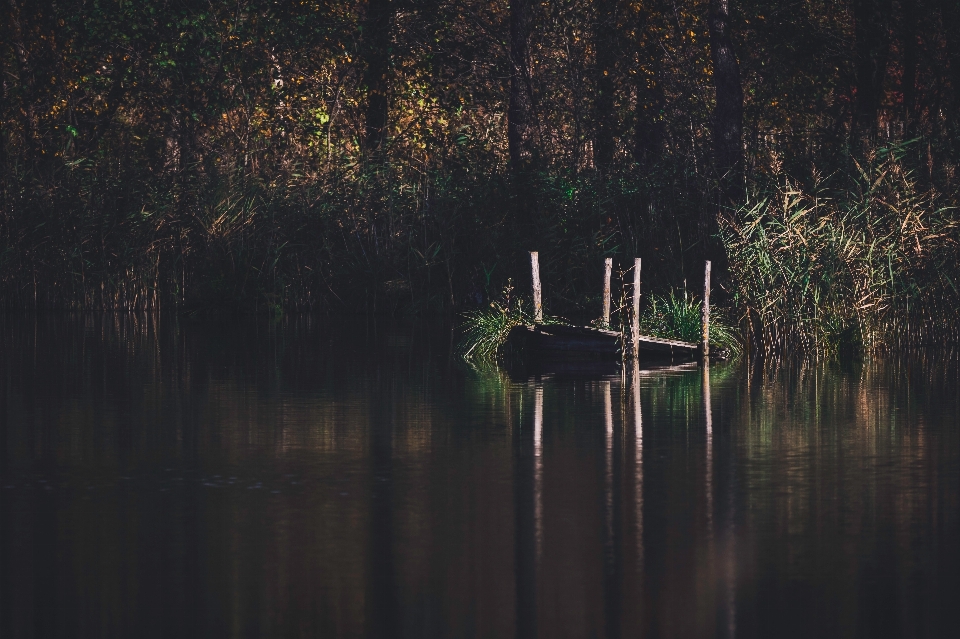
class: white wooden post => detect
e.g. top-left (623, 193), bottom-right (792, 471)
top-left (702, 260), bottom-right (711, 357)
top-left (631, 258), bottom-right (641, 358)
top-left (602, 258), bottom-right (613, 328)
top-left (530, 251), bottom-right (542, 324)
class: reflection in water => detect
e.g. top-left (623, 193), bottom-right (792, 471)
top-left (534, 382), bottom-right (544, 557)
top-left (704, 359), bottom-right (714, 538)
top-left (368, 378), bottom-right (398, 638)
top-left (515, 381), bottom-right (538, 639)
top-left (1, 315), bottom-right (958, 639)
top-left (602, 380), bottom-right (621, 639)
top-left (632, 362), bottom-right (644, 573)
top-left (704, 358), bottom-right (736, 638)
top-left (604, 381), bottom-right (614, 547)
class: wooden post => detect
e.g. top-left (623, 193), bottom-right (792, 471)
top-left (702, 260), bottom-right (711, 357)
top-left (602, 258), bottom-right (613, 328)
top-left (530, 251), bottom-right (543, 324)
top-left (631, 258), bottom-right (641, 358)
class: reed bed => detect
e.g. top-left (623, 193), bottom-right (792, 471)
top-left (722, 145), bottom-right (960, 356)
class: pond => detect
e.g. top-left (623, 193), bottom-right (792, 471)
top-left (1, 315), bottom-right (957, 638)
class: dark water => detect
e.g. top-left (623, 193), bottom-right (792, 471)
top-left (1, 315), bottom-right (957, 639)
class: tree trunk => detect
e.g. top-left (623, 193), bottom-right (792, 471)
top-left (852, 0), bottom-right (892, 141)
top-left (900, 0), bottom-right (918, 130)
top-left (362, 0), bottom-right (393, 156)
top-left (509, 0), bottom-right (536, 171)
top-left (634, 79), bottom-right (664, 168)
top-left (594, 0), bottom-right (618, 172)
top-left (633, 9), bottom-right (664, 169)
top-left (941, 0), bottom-right (960, 125)
top-left (707, 0), bottom-right (744, 206)
top-left (5, 0), bottom-right (37, 161)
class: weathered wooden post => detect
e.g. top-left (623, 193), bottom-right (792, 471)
top-left (702, 260), bottom-right (712, 357)
top-left (602, 257), bottom-right (613, 328)
top-left (631, 258), bottom-right (641, 358)
top-left (530, 251), bottom-right (543, 324)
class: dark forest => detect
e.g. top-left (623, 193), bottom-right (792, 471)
top-left (2, 0), bottom-right (959, 353)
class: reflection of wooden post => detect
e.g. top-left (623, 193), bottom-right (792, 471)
top-left (531, 251), bottom-right (542, 324)
top-left (534, 382), bottom-right (544, 556)
top-left (631, 258), bottom-right (641, 358)
top-left (603, 380), bottom-right (614, 548)
top-left (702, 260), bottom-right (711, 357)
top-left (703, 358), bottom-right (713, 535)
top-left (602, 258), bottom-right (613, 328)
top-left (632, 359), bottom-right (643, 567)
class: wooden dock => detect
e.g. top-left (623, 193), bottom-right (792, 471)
top-left (510, 251), bottom-right (710, 361)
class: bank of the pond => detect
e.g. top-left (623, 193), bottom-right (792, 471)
top-left (3, 148), bottom-right (958, 358)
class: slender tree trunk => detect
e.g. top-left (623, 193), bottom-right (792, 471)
top-left (852, 0), bottom-right (892, 141)
top-left (362, 0), bottom-right (393, 156)
top-left (509, 0), bottom-right (536, 171)
top-left (5, 0), bottom-right (37, 162)
top-left (707, 0), bottom-right (744, 206)
top-left (941, 0), bottom-right (960, 125)
top-left (900, 0), bottom-right (918, 131)
top-left (0, 0), bottom-right (8, 213)
top-left (633, 9), bottom-right (664, 169)
top-left (594, 0), bottom-right (618, 173)
top-left (634, 79), bottom-right (664, 168)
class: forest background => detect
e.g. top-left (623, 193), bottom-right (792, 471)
top-left (2, 0), bottom-right (959, 353)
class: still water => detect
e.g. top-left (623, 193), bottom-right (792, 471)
top-left (1, 314), bottom-right (957, 638)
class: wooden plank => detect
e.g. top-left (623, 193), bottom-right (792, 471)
top-left (635, 334), bottom-right (699, 350)
top-left (507, 324), bottom-right (698, 360)
top-left (634, 335), bottom-right (699, 355)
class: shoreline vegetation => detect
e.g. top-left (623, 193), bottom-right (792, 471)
top-left (2, 1), bottom-right (959, 358)
top-left (458, 278), bottom-right (743, 364)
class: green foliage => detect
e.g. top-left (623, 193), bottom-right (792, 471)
top-left (459, 298), bottom-right (531, 363)
top-left (640, 292), bottom-right (741, 357)
top-left (2, 0), bottom-right (959, 350)
top-left (459, 280), bottom-right (570, 362)
top-left (640, 292), bottom-right (701, 343)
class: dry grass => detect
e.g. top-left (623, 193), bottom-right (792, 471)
top-left (721, 144), bottom-right (960, 355)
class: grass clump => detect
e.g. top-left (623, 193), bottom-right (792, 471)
top-left (460, 299), bottom-right (531, 362)
top-left (459, 280), bottom-right (532, 362)
top-left (459, 279), bottom-right (573, 362)
top-left (640, 291), bottom-right (742, 357)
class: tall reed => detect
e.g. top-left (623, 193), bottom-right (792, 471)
top-left (721, 145), bottom-right (960, 355)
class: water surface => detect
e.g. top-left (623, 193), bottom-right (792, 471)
top-left (1, 315), bottom-right (957, 638)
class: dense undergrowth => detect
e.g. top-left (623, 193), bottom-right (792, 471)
top-left (4, 0), bottom-right (960, 365)
top-left (4, 142), bottom-right (959, 360)
top-left (0, 153), bottom-right (719, 316)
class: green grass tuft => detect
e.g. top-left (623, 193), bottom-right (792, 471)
top-left (459, 298), bottom-right (532, 362)
top-left (640, 291), bottom-right (741, 357)
top-left (459, 280), bottom-right (572, 362)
